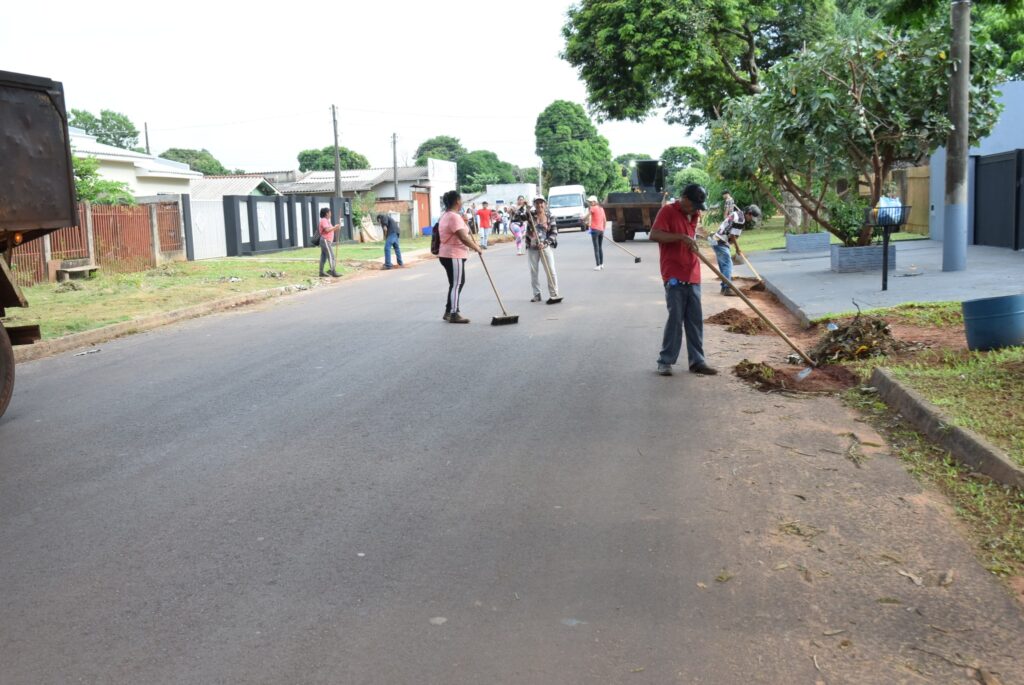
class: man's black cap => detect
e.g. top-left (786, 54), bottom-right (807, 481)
top-left (682, 184), bottom-right (708, 211)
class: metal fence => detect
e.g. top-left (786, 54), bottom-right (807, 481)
top-left (9, 204), bottom-right (89, 287)
top-left (156, 202), bottom-right (183, 252)
top-left (92, 204), bottom-right (156, 273)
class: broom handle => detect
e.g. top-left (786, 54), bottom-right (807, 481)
top-left (607, 238), bottom-right (640, 259)
top-left (525, 211), bottom-right (558, 286)
top-left (734, 244), bottom-right (764, 283)
top-left (478, 254), bottom-right (510, 317)
top-left (693, 247), bottom-right (816, 367)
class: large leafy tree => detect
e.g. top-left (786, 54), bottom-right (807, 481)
top-left (72, 156), bottom-right (134, 205)
top-left (456, 150), bottom-right (517, 192)
top-left (160, 148), bottom-right (228, 176)
top-left (70, 108), bottom-right (140, 149)
top-left (661, 146), bottom-right (705, 174)
top-left (297, 146), bottom-right (370, 172)
top-left (535, 100), bottom-right (623, 197)
top-left (562, 0), bottom-right (838, 128)
top-left (415, 135), bottom-right (468, 165)
top-left (714, 27), bottom-right (1003, 246)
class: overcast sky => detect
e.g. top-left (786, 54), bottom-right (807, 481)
top-left (2, 1), bottom-right (701, 172)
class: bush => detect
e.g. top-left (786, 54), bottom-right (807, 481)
top-left (671, 167), bottom-right (711, 197)
top-left (825, 195), bottom-right (870, 247)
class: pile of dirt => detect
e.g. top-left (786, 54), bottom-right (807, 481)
top-left (706, 308), bottom-right (770, 335)
top-left (810, 315), bottom-right (902, 364)
top-left (734, 359), bottom-right (860, 394)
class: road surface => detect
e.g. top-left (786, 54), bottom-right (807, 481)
top-left (3, 233), bottom-right (1022, 684)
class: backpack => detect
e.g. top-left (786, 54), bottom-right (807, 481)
top-left (430, 220), bottom-right (441, 255)
top-left (311, 218), bottom-right (322, 247)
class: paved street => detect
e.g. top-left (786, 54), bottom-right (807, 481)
top-left (3, 233), bottom-right (1023, 684)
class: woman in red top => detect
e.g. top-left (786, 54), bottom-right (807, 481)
top-left (318, 207), bottom-right (342, 277)
top-left (587, 195), bottom-right (607, 270)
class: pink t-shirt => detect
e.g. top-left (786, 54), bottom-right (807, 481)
top-left (318, 217), bottom-right (334, 242)
top-left (589, 204), bottom-right (607, 231)
top-left (438, 211), bottom-right (469, 259)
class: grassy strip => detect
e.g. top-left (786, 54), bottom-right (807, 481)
top-left (4, 256), bottom-right (362, 340)
top-left (737, 216), bottom-right (928, 254)
top-left (887, 348), bottom-right (1024, 468)
top-left (847, 388), bottom-right (1024, 577)
top-left (255, 236), bottom-right (431, 262)
top-left (813, 301), bottom-right (964, 328)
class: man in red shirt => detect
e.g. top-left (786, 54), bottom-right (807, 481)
top-left (475, 201), bottom-right (493, 249)
top-left (649, 184), bottom-right (717, 376)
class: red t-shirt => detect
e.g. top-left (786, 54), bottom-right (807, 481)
top-left (589, 204), bottom-right (607, 231)
top-left (652, 201), bottom-right (702, 284)
top-left (476, 209), bottom-right (492, 229)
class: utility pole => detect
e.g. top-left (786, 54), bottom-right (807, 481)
top-left (392, 133), bottom-right (399, 200)
top-left (144, 122), bottom-right (151, 155)
top-left (943, 0), bottom-right (971, 272)
top-left (331, 105), bottom-right (342, 199)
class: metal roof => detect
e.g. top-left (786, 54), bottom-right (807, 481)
top-left (276, 166), bottom-right (431, 195)
top-left (189, 175), bottom-right (281, 200)
top-left (69, 128), bottom-right (202, 179)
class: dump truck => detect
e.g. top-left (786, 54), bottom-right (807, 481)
top-left (603, 159), bottom-right (667, 242)
top-left (0, 70), bottom-right (79, 418)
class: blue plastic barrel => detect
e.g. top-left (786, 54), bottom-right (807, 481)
top-left (421, 225), bottom-right (432, 236)
top-left (962, 293), bottom-right (1024, 351)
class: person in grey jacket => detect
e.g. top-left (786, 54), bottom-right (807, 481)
top-left (378, 213), bottom-right (404, 269)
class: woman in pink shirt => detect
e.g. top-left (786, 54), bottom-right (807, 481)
top-left (437, 190), bottom-right (482, 324)
top-left (587, 195), bottom-right (607, 270)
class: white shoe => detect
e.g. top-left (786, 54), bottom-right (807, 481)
top-left (600, 264), bottom-right (604, 270)
top-left (594, 265), bottom-right (601, 271)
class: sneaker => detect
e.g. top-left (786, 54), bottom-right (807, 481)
top-left (657, 363), bottom-right (673, 376)
top-left (328, 270), bottom-right (341, 277)
top-left (448, 313), bottom-right (470, 324)
top-left (383, 265), bottom-right (392, 270)
top-left (443, 312), bottom-right (451, 322)
top-left (319, 272), bottom-right (327, 278)
top-left (690, 363), bottom-right (719, 376)
top-left (594, 265), bottom-right (602, 271)
top-left (531, 295), bottom-right (542, 303)
top-left (599, 264), bottom-right (604, 270)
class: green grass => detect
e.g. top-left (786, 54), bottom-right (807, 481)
top-left (847, 388), bottom-right (1024, 577)
top-left (736, 216), bottom-right (929, 253)
top-left (813, 301), bottom-right (963, 328)
top-left (2, 249), bottom-right (386, 340)
top-left (887, 347), bottom-right (1024, 468)
top-left (256, 236), bottom-right (431, 262)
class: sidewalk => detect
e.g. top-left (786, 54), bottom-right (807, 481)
top-left (742, 240), bottom-right (1024, 324)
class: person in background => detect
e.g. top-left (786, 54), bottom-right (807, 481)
top-left (510, 195), bottom-right (527, 255)
top-left (476, 201), bottom-right (493, 249)
top-left (378, 213), bottom-right (404, 270)
top-left (490, 204), bottom-right (501, 238)
top-left (318, 207), bottom-right (342, 278)
top-left (710, 204), bottom-right (744, 296)
top-left (524, 197), bottom-right (560, 302)
top-left (437, 190), bottom-right (483, 324)
top-left (587, 195), bottom-right (606, 270)
top-left (721, 190), bottom-right (736, 220)
top-left (649, 183), bottom-right (717, 377)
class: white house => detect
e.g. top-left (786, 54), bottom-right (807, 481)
top-left (70, 127), bottom-right (202, 197)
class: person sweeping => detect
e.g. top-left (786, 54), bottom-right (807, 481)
top-left (522, 198), bottom-right (561, 304)
top-left (587, 195), bottom-right (606, 270)
top-left (437, 190), bottom-right (482, 324)
top-left (709, 204), bottom-right (762, 296)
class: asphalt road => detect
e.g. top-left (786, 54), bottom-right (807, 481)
top-left (3, 232), bottom-right (1022, 684)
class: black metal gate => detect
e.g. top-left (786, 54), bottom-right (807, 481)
top-left (973, 150), bottom-right (1022, 250)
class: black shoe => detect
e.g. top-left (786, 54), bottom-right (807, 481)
top-left (448, 313), bottom-right (470, 324)
top-left (328, 270), bottom-right (341, 277)
top-left (443, 312), bottom-right (451, 322)
top-left (383, 265), bottom-right (393, 270)
top-left (690, 363), bottom-right (719, 376)
top-left (319, 272), bottom-right (327, 277)
top-left (531, 295), bottom-right (542, 303)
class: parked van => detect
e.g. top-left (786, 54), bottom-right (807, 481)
top-left (545, 184), bottom-right (589, 231)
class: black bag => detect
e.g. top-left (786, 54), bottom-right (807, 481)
top-left (430, 220), bottom-right (441, 255)
top-left (311, 224), bottom-right (321, 248)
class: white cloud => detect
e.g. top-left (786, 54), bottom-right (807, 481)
top-left (1, 0), bottom-right (702, 172)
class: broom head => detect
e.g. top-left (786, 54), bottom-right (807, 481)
top-left (491, 314), bottom-right (519, 326)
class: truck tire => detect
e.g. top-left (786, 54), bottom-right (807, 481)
top-left (0, 325), bottom-right (13, 419)
top-left (612, 224), bottom-right (626, 243)
top-left (626, 230), bottom-right (636, 241)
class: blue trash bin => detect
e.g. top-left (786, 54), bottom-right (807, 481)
top-left (421, 225), bottom-right (433, 236)
top-left (962, 293), bottom-right (1024, 351)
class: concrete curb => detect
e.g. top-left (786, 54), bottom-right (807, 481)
top-left (762, 276), bottom-right (813, 328)
top-left (14, 283), bottom-right (314, 364)
top-left (871, 367), bottom-right (1024, 489)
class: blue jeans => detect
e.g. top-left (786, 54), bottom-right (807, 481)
top-left (712, 242), bottom-right (732, 292)
top-left (385, 233), bottom-right (403, 267)
top-left (658, 283), bottom-right (705, 368)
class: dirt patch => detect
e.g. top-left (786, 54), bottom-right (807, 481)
top-left (705, 307), bottom-right (771, 335)
top-left (735, 359), bottom-right (860, 394)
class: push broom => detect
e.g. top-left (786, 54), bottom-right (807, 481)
top-left (478, 253), bottom-right (519, 326)
top-left (606, 237), bottom-right (642, 263)
top-left (523, 211), bottom-right (563, 304)
top-left (733, 244), bottom-right (766, 292)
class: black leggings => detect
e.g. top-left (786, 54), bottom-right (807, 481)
top-left (439, 257), bottom-right (466, 314)
top-left (591, 231), bottom-right (604, 266)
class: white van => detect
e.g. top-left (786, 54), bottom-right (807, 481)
top-left (545, 184), bottom-right (589, 231)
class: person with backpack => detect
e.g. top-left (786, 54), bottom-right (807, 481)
top-left (318, 207), bottom-right (342, 278)
top-left (435, 190), bottom-right (482, 324)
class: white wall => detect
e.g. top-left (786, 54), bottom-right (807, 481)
top-left (94, 158), bottom-right (194, 197)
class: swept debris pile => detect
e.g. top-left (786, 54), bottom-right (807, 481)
top-left (705, 308), bottom-right (769, 335)
top-left (810, 314), bottom-right (901, 364)
top-left (734, 359), bottom-right (859, 393)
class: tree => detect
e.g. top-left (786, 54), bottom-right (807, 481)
top-left (297, 146), bottom-right (370, 172)
top-left (72, 156), bottom-right (134, 205)
top-left (414, 135), bottom-right (468, 165)
top-left (160, 148), bottom-right (228, 176)
top-left (535, 100), bottom-right (622, 197)
top-left (562, 0), bottom-right (838, 128)
top-left (456, 150), bottom-right (517, 191)
top-left (714, 27), bottom-right (1003, 245)
top-left (661, 146), bottom-right (705, 174)
top-left (670, 167), bottom-right (712, 197)
top-left (70, 109), bottom-right (140, 149)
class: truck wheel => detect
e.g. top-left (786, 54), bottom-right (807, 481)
top-left (612, 224), bottom-right (626, 243)
top-left (626, 230), bottom-right (636, 241)
top-left (0, 325), bottom-right (13, 419)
